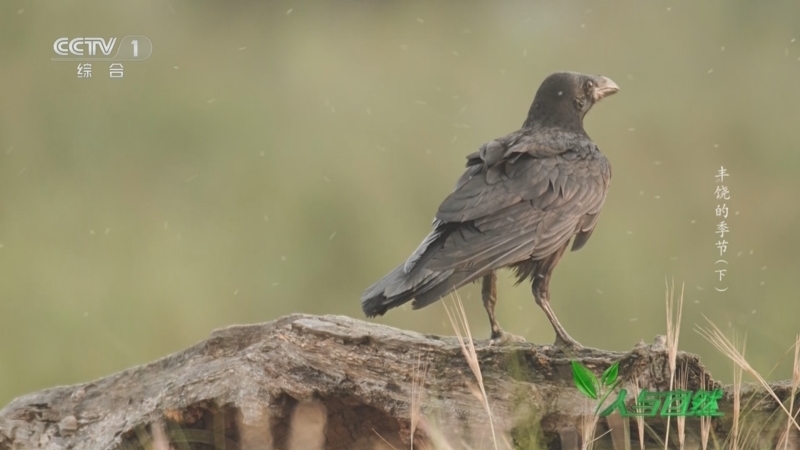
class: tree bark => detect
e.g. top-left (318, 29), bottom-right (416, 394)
top-left (0, 314), bottom-right (797, 450)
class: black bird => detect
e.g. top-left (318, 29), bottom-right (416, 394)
top-left (361, 71), bottom-right (619, 349)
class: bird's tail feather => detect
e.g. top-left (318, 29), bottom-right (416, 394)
top-left (363, 234), bottom-right (540, 316)
top-left (412, 234), bottom-right (542, 309)
top-left (409, 271), bottom-right (473, 310)
top-left (361, 264), bottom-right (456, 317)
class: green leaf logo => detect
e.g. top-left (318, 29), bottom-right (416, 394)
top-left (571, 360), bottom-right (598, 400)
top-left (601, 361), bottom-right (619, 387)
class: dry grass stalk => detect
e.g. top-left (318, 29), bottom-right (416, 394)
top-left (373, 428), bottom-right (402, 450)
top-left (606, 412), bottom-right (630, 450)
top-left (777, 334), bottom-right (800, 450)
top-left (676, 360), bottom-right (688, 450)
top-left (698, 371), bottom-right (711, 450)
top-left (629, 375), bottom-right (646, 450)
top-left (580, 396), bottom-right (605, 450)
top-left (737, 424), bottom-right (756, 450)
top-left (581, 406), bottom-right (597, 450)
top-left (443, 294), bottom-right (498, 450)
top-left (411, 353), bottom-right (430, 450)
top-left (696, 316), bottom-right (800, 432)
top-left (664, 278), bottom-right (685, 450)
top-left (727, 331), bottom-right (745, 450)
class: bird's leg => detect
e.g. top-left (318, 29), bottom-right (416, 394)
top-left (532, 276), bottom-right (582, 350)
top-left (531, 244), bottom-right (583, 351)
top-left (482, 271), bottom-right (502, 338)
top-left (482, 271), bottom-right (525, 344)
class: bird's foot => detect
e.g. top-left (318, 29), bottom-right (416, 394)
top-left (553, 334), bottom-right (584, 354)
top-left (489, 330), bottom-right (526, 346)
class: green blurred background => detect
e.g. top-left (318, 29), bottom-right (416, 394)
top-left (1, 0), bottom-right (799, 407)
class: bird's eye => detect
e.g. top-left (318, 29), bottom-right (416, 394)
top-left (586, 80), bottom-right (593, 89)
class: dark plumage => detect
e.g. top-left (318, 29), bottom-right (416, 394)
top-left (361, 71), bottom-right (619, 348)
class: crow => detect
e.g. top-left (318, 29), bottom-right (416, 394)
top-left (361, 71), bottom-right (618, 349)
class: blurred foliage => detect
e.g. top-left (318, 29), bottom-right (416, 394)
top-left (2, 0), bottom-right (800, 406)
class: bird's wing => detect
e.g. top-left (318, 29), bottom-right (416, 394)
top-left (570, 150), bottom-right (612, 251)
top-left (437, 133), bottom-right (596, 222)
top-left (424, 137), bottom-right (609, 274)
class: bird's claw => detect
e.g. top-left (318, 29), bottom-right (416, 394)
top-left (489, 330), bottom-right (526, 346)
top-left (553, 335), bottom-right (584, 354)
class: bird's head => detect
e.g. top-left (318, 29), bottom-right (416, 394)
top-left (524, 71), bottom-right (619, 132)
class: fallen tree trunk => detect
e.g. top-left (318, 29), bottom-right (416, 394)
top-left (0, 314), bottom-right (797, 450)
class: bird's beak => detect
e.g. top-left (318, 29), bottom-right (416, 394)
top-left (592, 76), bottom-right (619, 102)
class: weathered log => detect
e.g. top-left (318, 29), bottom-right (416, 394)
top-left (1, 314), bottom-right (798, 449)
